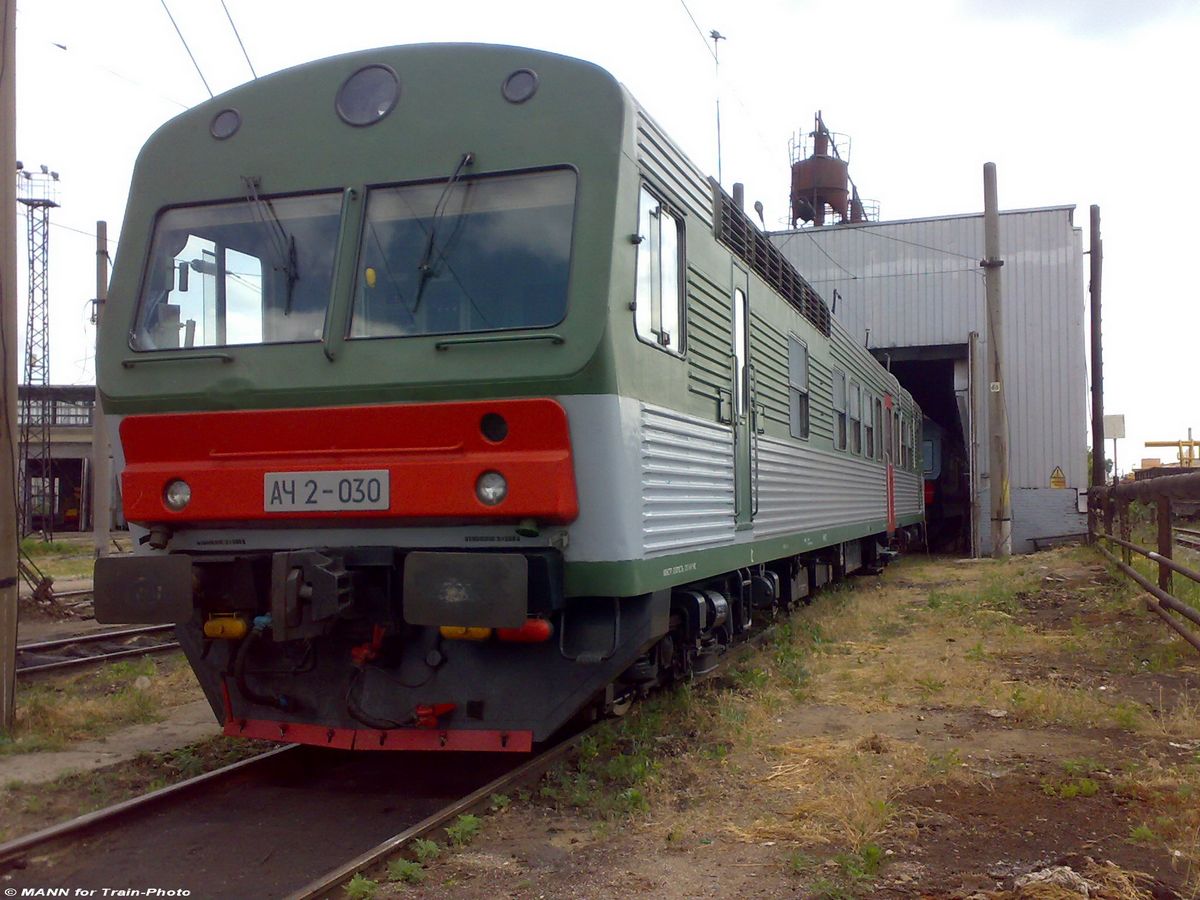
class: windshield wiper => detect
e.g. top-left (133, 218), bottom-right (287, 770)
top-left (241, 175), bottom-right (299, 313)
top-left (413, 151), bottom-right (474, 312)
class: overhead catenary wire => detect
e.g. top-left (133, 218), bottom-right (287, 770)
top-left (159, 0), bottom-right (213, 98)
top-left (678, 0), bottom-right (717, 61)
top-left (219, 0), bottom-right (257, 80)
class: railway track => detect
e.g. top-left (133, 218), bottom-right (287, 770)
top-left (1176, 527), bottom-right (1200, 552)
top-left (0, 729), bottom-right (591, 898)
top-left (16, 624), bottom-right (180, 676)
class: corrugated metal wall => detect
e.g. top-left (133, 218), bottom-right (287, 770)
top-left (770, 208), bottom-right (1087, 492)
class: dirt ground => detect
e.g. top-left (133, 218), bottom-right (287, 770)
top-left (358, 546), bottom-right (1200, 899)
top-left (5, 544), bottom-right (1199, 898)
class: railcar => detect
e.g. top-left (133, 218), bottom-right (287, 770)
top-left (95, 44), bottom-right (924, 752)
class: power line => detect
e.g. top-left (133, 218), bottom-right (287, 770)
top-left (159, 0), bottom-right (213, 98)
top-left (678, 0), bottom-right (717, 61)
top-left (855, 227), bottom-right (981, 261)
top-left (807, 266), bottom-right (985, 284)
top-left (806, 232), bottom-right (857, 279)
top-left (15, 210), bottom-right (116, 245)
top-left (220, 0), bottom-right (257, 80)
top-left (48, 41), bottom-right (189, 110)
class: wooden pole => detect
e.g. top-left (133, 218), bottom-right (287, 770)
top-left (92, 221), bottom-right (110, 559)
top-left (982, 163), bottom-right (1011, 557)
top-left (1, 0), bottom-right (19, 734)
top-left (1157, 496), bottom-right (1173, 593)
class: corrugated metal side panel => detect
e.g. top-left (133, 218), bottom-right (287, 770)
top-left (750, 311), bottom-right (788, 428)
top-left (686, 265), bottom-right (731, 406)
top-left (771, 209), bottom-right (1086, 491)
top-left (807, 353), bottom-right (834, 443)
top-left (635, 112), bottom-right (712, 227)
top-left (894, 469), bottom-right (923, 519)
top-left (640, 404), bottom-right (735, 555)
top-left (755, 436), bottom-right (887, 538)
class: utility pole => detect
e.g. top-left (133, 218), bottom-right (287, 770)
top-left (710, 30), bottom-right (725, 187)
top-left (2, 0), bottom-right (19, 735)
top-left (981, 162), bottom-right (1011, 557)
top-left (92, 221), bottom-right (111, 558)
top-left (1089, 206), bottom-right (1105, 494)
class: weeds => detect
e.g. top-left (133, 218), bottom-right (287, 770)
top-left (342, 873), bottom-right (378, 900)
top-left (386, 859), bottom-right (424, 885)
top-left (445, 813), bottom-right (482, 847)
top-left (411, 838), bottom-right (440, 862)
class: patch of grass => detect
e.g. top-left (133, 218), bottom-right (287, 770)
top-left (928, 748), bottom-right (964, 775)
top-left (411, 838), bottom-right (440, 862)
top-left (386, 859), bottom-right (424, 885)
top-left (787, 850), bottom-right (817, 875)
top-left (730, 666), bottom-right (770, 694)
top-left (20, 538), bottom-right (80, 556)
top-left (342, 873), bottom-right (378, 900)
top-left (836, 842), bottom-right (884, 881)
top-left (1129, 823), bottom-right (1156, 843)
top-left (0, 736), bottom-right (271, 843)
top-left (1043, 776), bottom-right (1101, 800)
top-left (1, 654), bottom-right (201, 755)
top-left (488, 792), bottom-right (510, 812)
top-left (445, 813), bottom-right (482, 847)
top-left (914, 676), bottom-right (946, 698)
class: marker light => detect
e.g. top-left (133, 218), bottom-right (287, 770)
top-left (164, 479), bottom-right (192, 511)
top-left (475, 471), bottom-right (508, 506)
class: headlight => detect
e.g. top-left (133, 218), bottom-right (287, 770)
top-left (164, 479), bottom-right (192, 511)
top-left (475, 471), bottom-right (508, 506)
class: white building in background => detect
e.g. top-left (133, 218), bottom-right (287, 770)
top-left (770, 206), bottom-right (1088, 554)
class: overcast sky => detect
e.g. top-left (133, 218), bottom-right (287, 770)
top-left (12, 0), bottom-right (1200, 473)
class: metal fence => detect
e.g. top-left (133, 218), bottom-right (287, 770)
top-left (1088, 471), bottom-right (1200, 654)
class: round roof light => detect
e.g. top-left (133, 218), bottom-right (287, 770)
top-left (164, 479), bottom-right (192, 511)
top-left (336, 64), bottom-right (400, 126)
top-left (210, 108), bottom-right (241, 140)
top-left (501, 69), bottom-right (539, 104)
top-left (475, 471), bottom-right (508, 506)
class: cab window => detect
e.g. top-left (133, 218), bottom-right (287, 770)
top-left (634, 186), bottom-right (684, 354)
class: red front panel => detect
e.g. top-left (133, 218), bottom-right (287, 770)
top-left (120, 398), bottom-right (578, 524)
top-left (224, 717), bottom-right (534, 753)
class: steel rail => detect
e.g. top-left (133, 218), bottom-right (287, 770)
top-left (17, 640), bottom-right (182, 676)
top-left (0, 744), bottom-right (299, 867)
top-left (18, 624), bottom-right (174, 653)
top-left (287, 724), bottom-right (601, 900)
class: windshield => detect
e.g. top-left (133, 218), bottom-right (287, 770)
top-left (131, 193), bottom-right (343, 350)
top-left (350, 168), bottom-right (575, 339)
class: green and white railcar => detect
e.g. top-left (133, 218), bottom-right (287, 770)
top-left (95, 44), bottom-right (923, 752)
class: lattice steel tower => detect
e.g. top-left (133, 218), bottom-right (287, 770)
top-left (16, 164), bottom-right (59, 537)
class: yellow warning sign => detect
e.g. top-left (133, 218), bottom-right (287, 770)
top-left (1050, 466), bottom-right (1067, 489)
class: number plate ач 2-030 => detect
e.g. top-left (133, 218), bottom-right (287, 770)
top-left (264, 470), bottom-right (390, 512)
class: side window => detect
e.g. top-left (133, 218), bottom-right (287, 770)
top-left (634, 186), bottom-right (684, 354)
top-left (788, 335), bottom-right (809, 439)
top-left (849, 381), bottom-right (862, 455)
top-left (733, 288), bottom-right (748, 416)
top-left (874, 398), bottom-right (883, 460)
top-left (832, 369), bottom-right (847, 451)
top-left (864, 393), bottom-right (875, 458)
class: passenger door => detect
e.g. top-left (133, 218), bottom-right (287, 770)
top-left (731, 268), bottom-right (753, 528)
top-left (884, 394), bottom-right (897, 535)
